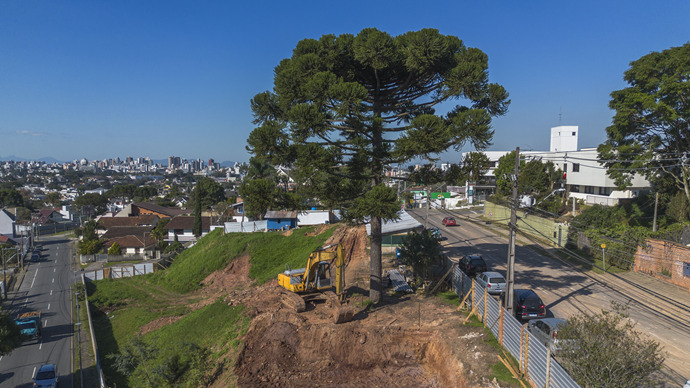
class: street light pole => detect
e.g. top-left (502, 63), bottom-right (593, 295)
top-left (504, 147), bottom-right (520, 313)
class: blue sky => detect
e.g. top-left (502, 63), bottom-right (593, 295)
top-left (1, 1), bottom-right (688, 163)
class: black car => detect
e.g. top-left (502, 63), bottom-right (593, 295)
top-left (513, 289), bottom-right (546, 320)
top-left (458, 254), bottom-right (488, 277)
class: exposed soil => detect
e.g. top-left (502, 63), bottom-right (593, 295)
top-left (150, 225), bottom-right (511, 387)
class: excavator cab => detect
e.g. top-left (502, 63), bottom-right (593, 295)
top-left (277, 243), bottom-right (353, 323)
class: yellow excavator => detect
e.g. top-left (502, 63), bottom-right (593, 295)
top-left (278, 243), bottom-right (353, 323)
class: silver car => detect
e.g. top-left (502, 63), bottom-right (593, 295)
top-left (527, 318), bottom-right (569, 354)
top-left (475, 271), bottom-right (506, 295)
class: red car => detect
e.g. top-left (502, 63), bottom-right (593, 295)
top-left (442, 216), bottom-right (456, 226)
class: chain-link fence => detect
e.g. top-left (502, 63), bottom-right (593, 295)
top-left (452, 266), bottom-right (580, 388)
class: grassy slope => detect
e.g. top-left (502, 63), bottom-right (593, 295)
top-left (88, 226), bottom-right (335, 387)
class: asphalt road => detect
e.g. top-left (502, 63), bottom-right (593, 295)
top-left (409, 208), bottom-right (690, 386)
top-left (0, 236), bottom-right (75, 388)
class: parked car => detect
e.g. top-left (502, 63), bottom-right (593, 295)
top-left (33, 363), bottom-right (58, 388)
top-left (527, 318), bottom-right (568, 353)
top-left (30, 252), bottom-right (40, 262)
top-left (441, 216), bottom-right (456, 226)
top-left (475, 271), bottom-right (506, 295)
top-left (513, 289), bottom-right (546, 320)
top-left (428, 227), bottom-right (442, 240)
top-left (458, 254), bottom-right (488, 277)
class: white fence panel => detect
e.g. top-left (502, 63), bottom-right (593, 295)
top-left (224, 220), bottom-right (268, 233)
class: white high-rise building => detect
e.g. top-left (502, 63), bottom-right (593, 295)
top-left (550, 125), bottom-right (578, 152)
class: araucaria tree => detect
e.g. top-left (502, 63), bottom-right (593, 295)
top-left (598, 43), bottom-right (690, 201)
top-left (248, 28), bottom-right (509, 302)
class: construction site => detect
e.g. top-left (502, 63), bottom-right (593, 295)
top-left (192, 225), bottom-right (518, 387)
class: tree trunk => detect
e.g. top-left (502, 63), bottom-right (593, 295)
top-left (370, 215), bottom-right (382, 304)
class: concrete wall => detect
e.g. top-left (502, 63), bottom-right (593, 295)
top-left (484, 202), bottom-right (568, 247)
top-left (634, 239), bottom-right (690, 291)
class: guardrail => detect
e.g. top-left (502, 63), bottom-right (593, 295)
top-left (452, 266), bottom-right (580, 388)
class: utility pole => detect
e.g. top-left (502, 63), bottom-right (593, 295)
top-left (504, 147), bottom-right (519, 313)
top-left (652, 192), bottom-right (659, 232)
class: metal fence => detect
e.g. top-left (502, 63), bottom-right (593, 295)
top-left (452, 266), bottom-right (580, 388)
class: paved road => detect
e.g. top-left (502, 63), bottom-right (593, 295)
top-left (0, 236), bottom-right (75, 387)
top-left (409, 208), bottom-right (690, 386)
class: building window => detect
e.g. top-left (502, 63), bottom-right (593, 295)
top-left (570, 185), bottom-right (580, 193)
top-left (585, 186), bottom-right (595, 194)
top-left (599, 187), bottom-right (611, 196)
top-left (572, 163), bottom-right (580, 172)
top-left (572, 132), bottom-right (576, 136)
top-left (563, 163), bottom-right (567, 171)
top-left (684, 262), bottom-right (690, 277)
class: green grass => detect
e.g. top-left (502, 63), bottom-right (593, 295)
top-left (150, 226), bottom-right (335, 293)
top-left (146, 299), bottom-right (250, 350)
top-left (463, 314), bottom-right (525, 387)
top-left (88, 225), bottom-right (337, 387)
top-left (436, 291), bottom-right (461, 306)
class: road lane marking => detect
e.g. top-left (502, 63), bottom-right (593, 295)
top-left (33, 366), bottom-right (36, 377)
top-left (50, 290), bottom-right (53, 295)
top-left (39, 342), bottom-right (43, 350)
top-left (30, 268), bottom-right (39, 288)
top-left (52, 278), bottom-right (55, 283)
top-left (44, 320), bottom-right (47, 327)
top-left (54, 268), bottom-right (56, 272)
top-left (47, 303), bottom-right (50, 310)
top-left (55, 259), bottom-right (57, 263)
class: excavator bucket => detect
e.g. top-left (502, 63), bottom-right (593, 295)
top-left (333, 305), bottom-right (355, 324)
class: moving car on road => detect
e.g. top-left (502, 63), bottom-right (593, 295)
top-left (33, 363), bottom-right (58, 388)
top-left (527, 318), bottom-right (568, 354)
top-left (458, 254), bottom-right (488, 277)
top-left (513, 289), bottom-right (546, 320)
top-left (475, 271), bottom-right (506, 295)
top-left (441, 216), bottom-right (456, 226)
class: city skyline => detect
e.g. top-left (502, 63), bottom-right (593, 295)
top-left (1, 1), bottom-right (689, 162)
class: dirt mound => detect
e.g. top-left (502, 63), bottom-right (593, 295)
top-left (202, 253), bottom-right (251, 291)
top-left (234, 309), bottom-right (468, 388)
top-left (325, 225), bottom-right (369, 286)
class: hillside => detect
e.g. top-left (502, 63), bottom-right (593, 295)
top-left (87, 225), bottom-right (522, 387)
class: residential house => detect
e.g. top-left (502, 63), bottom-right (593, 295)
top-left (97, 215), bottom-right (159, 236)
top-left (165, 216), bottom-right (212, 242)
top-left (0, 234), bottom-right (16, 246)
top-left (32, 208), bottom-right (64, 225)
top-left (116, 201), bottom-right (189, 219)
top-left (103, 235), bottom-right (156, 258)
top-left (102, 226), bottom-right (156, 257)
top-left (265, 211), bottom-right (298, 230)
top-left (0, 209), bottom-right (16, 238)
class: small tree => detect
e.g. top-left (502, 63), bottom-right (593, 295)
top-left (558, 303), bottom-right (665, 388)
top-left (107, 242), bottom-right (122, 256)
top-left (398, 229), bottom-right (441, 284)
top-left (0, 310), bottom-right (21, 355)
